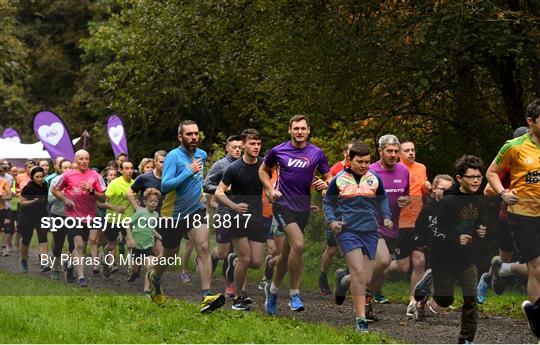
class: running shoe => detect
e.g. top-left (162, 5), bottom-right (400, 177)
top-left (78, 277), bottom-right (88, 288)
top-left (180, 271), bottom-right (191, 283)
top-left (20, 259), bottom-right (28, 273)
top-left (127, 271), bottom-right (140, 282)
top-left (414, 301), bottom-right (426, 321)
top-left (414, 268), bottom-right (432, 302)
top-left (200, 292), bottom-right (225, 313)
top-left (264, 283), bottom-right (278, 316)
top-left (110, 264), bottom-right (119, 274)
top-left (143, 290), bottom-right (152, 298)
top-left (147, 271), bottom-right (166, 306)
top-left (263, 254), bottom-right (274, 281)
top-left (225, 253), bottom-right (237, 283)
top-left (355, 318), bottom-right (369, 333)
top-left (374, 294), bottom-right (389, 304)
top-left (334, 268), bottom-right (348, 305)
top-left (521, 300), bottom-right (540, 339)
top-left (365, 292), bottom-right (378, 322)
top-left (50, 270), bottom-right (60, 280)
top-left (477, 272), bottom-right (491, 304)
top-left (490, 256), bottom-right (505, 295)
top-left (40, 264), bottom-right (51, 272)
top-left (232, 296), bottom-right (250, 311)
top-left (225, 281), bottom-right (235, 298)
top-left (406, 301), bottom-right (416, 317)
top-left (319, 272), bottom-right (331, 295)
top-left (289, 293), bottom-right (305, 311)
top-left (64, 261), bottom-right (75, 283)
top-left (242, 293), bottom-right (252, 304)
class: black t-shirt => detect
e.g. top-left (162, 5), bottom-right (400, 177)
top-left (21, 181), bottom-right (48, 217)
top-left (221, 157), bottom-right (263, 219)
top-left (131, 171), bottom-right (163, 211)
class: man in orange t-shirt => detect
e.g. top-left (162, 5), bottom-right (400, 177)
top-left (396, 140), bottom-right (431, 316)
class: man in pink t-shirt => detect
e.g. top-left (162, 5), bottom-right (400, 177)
top-left (53, 150), bottom-right (106, 287)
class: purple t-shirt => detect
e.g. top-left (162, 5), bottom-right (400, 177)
top-left (264, 141), bottom-right (330, 212)
top-left (369, 161), bottom-right (410, 239)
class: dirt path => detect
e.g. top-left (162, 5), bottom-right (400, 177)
top-left (0, 252), bottom-right (535, 344)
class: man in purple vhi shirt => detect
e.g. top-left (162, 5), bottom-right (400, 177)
top-left (259, 114), bottom-right (333, 315)
top-left (368, 134), bottom-right (410, 306)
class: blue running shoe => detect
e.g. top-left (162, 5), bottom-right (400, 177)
top-left (264, 283), bottom-right (278, 316)
top-left (289, 293), bottom-right (305, 311)
top-left (414, 269), bottom-right (432, 302)
top-left (477, 272), bottom-right (490, 304)
top-left (355, 318), bottom-right (369, 333)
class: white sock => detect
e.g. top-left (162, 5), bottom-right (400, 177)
top-left (290, 289), bottom-right (300, 297)
top-left (499, 263), bottom-right (514, 278)
top-left (269, 283), bottom-right (279, 294)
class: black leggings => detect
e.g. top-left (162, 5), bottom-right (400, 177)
top-left (20, 215), bottom-right (48, 246)
top-left (50, 214), bottom-right (75, 257)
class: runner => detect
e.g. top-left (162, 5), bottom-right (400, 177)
top-left (414, 155), bottom-right (488, 343)
top-left (8, 165), bottom-right (20, 252)
top-left (115, 153), bottom-right (128, 176)
top-left (48, 159), bottom-right (75, 279)
top-left (52, 149), bottom-right (106, 287)
top-left (202, 134), bottom-right (242, 296)
top-left (485, 99), bottom-right (540, 338)
top-left (319, 140), bottom-right (355, 295)
top-left (215, 129), bottom-right (265, 311)
top-left (102, 159), bottom-right (135, 278)
top-left (367, 134), bottom-right (410, 305)
top-left (16, 160), bottom-right (35, 191)
top-left (38, 159), bottom-right (50, 182)
top-left (0, 165), bottom-right (13, 257)
top-left (125, 188), bottom-right (161, 291)
top-left (477, 126), bottom-right (530, 304)
top-left (127, 150), bottom-right (167, 259)
top-left (397, 140), bottom-right (431, 317)
top-left (44, 157), bottom-right (65, 187)
top-left (324, 141), bottom-right (392, 333)
top-left (260, 114), bottom-right (332, 315)
top-left (148, 119), bottom-right (225, 313)
top-left (412, 174), bottom-right (454, 319)
top-left (18, 166), bottom-right (49, 273)
top-left (138, 158), bottom-right (154, 175)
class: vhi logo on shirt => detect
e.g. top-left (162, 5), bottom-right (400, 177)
top-left (287, 157), bottom-right (310, 168)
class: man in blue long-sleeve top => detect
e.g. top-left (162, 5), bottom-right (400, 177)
top-left (147, 119), bottom-right (225, 314)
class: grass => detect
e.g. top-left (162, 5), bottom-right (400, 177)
top-left (0, 271), bottom-right (397, 344)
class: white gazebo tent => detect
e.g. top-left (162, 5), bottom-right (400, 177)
top-left (0, 137), bottom-right (80, 166)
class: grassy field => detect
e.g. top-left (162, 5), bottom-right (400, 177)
top-left (0, 271), bottom-right (396, 344)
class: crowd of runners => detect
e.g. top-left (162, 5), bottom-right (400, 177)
top-left (0, 100), bottom-right (539, 343)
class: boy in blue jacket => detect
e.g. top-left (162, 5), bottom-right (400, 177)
top-left (323, 141), bottom-right (392, 333)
